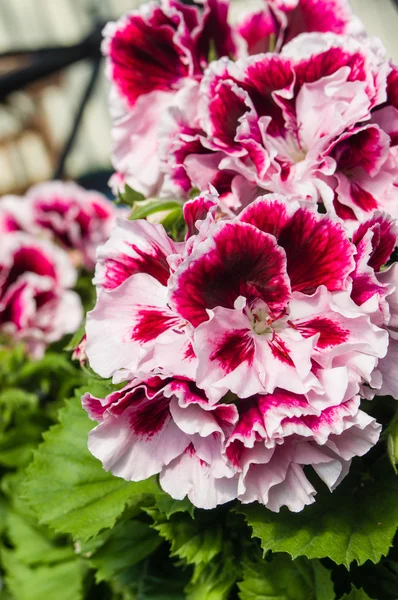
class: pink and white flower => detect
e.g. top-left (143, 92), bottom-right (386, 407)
top-left (83, 378), bottom-right (239, 509)
top-left (106, 0), bottom-right (364, 201)
top-left (0, 232), bottom-right (83, 357)
top-left (158, 31), bottom-right (398, 227)
top-left (104, 0), bottom-right (236, 197)
top-left (27, 181), bottom-right (117, 270)
top-left (237, 0), bottom-right (363, 55)
top-left (84, 190), bottom-right (394, 511)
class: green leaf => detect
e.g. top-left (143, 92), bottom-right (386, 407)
top-left (239, 458), bottom-right (398, 567)
top-left (14, 353), bottom-right (76, 382)
top-left (238, 551), bottom-right (334, 600)
top-left (23, 391), bottom-right (161, 541)
top-left (0, 493), bottom-right (7, 535)
top-left (5, 511), bottom-right (74, 566)
top-left (340, 587), bottom-right (372, 600)
top-left (118, 185), bottom-right (145, 206)
top-left (130, 199), bottom-right (182, 221)
top-left (1, 549), bottom-right (85, 600)
top-left (64, 321), bottom-right (86, 352)
top-left (149, 509), bottom-right (223, 566)
top-left (387, 410), bottom-right (398, 474)
top-left (0, 388), bottom-right (38, 430)
top-left (126, 551), bottom-right (190, 600)
top-left (185, 541), bottom-right (237, 600)
top-left (89, 520), bottom-right (161, 583)
top-left (189, 187), bottom-right (200, 199)
top-left (154, 494), bottom-right (195, 519)
top-left (0, 421), bottom-right (44, 468)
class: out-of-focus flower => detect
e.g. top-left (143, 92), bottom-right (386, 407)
top-left (0, 232), bottom-right (83, 358)
top-left (26, 181), bottom-right (117, 270)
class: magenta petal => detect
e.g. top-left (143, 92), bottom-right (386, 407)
top-left (171, 221), bottom-right (291, 326)
top-left (278, 207), bottom-right (355, 294)
top-left (106, 7), bottom-right (192, 107)
top-left (210, 329), bottom-right (255, 372)
top-left (353, 214), bottom-right (398, 272)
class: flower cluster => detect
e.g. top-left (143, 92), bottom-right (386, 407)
top-left (0, 181), bottom-right (117, 357)
top-left (84, 190), bottom-right (398, 511)
top-left (104, 0), bottom-right (363, 202)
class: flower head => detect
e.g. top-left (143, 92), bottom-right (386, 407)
top-left (84, 189), bottom-right (396, 511)
top-left (0, 232), bottom-right (83, 357)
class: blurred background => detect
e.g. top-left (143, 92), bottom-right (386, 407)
top-left (0, 0), bottom-right (397, 196)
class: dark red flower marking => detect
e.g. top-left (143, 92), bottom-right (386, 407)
top-left (184, 342), bottom-right (197, 360)
top-left (353, 214), bottom-right (397, 271)
top-left (195, 0), bottom-right (236, 66)
top-left (171, 222), bottom-right (290, 326)
top-left (183, 195), bottom-right (217, 238)
top-left (277, 208), bottom-right (355, 294)
top-left (210, 329), bottom-right (255, 371)
top-left (331, 126), bottom-right (388, 175)
top-left (208, 81), bottom-right (250, 150)
top-left (268, 334), bottom-right (294, 365)
top-left (294, 317), bottom-right (349, 348)
top-left (242, 56), bottom-right (294, 135)
top-left (108, 9), bottom-right (192, 106)
top-left (386, 65), bottom-right (398, 109)
top-left (350, 273), bottom-right (386, 307)
top-left (132, 308), bottom-right (182, 343)
top-left (349, 184), bottom-right (378, 212)
top-left (129, 394), bottom-right (170, 438)
top-left (104, 243), bottom-right (171, 290)
top-left (239, 197), bottom-right (292, 238)
top-left (240, 199), bottom-right (355, 294)
top-left (3, 247), bottom-right (56, 291)
top-left (295, 47), bottom-right (366, 89)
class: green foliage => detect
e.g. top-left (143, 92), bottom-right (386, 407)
top-left (185, 542), bottom-right (237, 600)
top-left (387, 409), bottom-right (398, 474)
top-left (130, 199), bottom-right (182, 221)
top-left (23, 391), bottom-right (160, 541)
top-left (238, 549), bottom-right (335, 600)
top-left (1, 549), bottom-right (85, 600)
top-left (149, 508), bottom-right (223, 566)
top-left (117, 185), bottom-right (145, 206)
top-left (239, 458), bottom-right (398, 568)
top-left (340, 587), bottom-right (372, 600)
top-left (88, 520), bottom-right (161, 584)
top-left (153, 494), bottom-right (195, 519)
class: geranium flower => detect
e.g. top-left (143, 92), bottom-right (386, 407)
top-left (0, 232), bottom-right (83, 357)
top-left (83, 378), bottom-right (239, 509)
top-left (159, 31), bottom-right (398, 228)
top-left (105, 0), bottom-right (361, 199)
top-left (84, 190), bottom-right (395, 511)
top-left (237, 0), bottom-right (363, 55)
top-left (26, 181), bottom-right (117, 270)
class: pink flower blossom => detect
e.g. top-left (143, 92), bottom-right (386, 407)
top-left (158, 31), bottom-right (398, 227)
top-left (0, 232), bottom-right (83, 358)
top-left (84, 190), bottom-right (393, 511)
top-left (237, 0), bottom-right (363, 55)
top-left (105, 0), bottom-right (362, 200)
top-left (104, 0), bottom-right (236, 197)
top-left (0, 195), bottom-right (32, 234)
top-left (27, 181), bottom-right (117, 270)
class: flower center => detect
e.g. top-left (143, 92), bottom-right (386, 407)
top-left (249, 304), bottom-right (287, 336)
